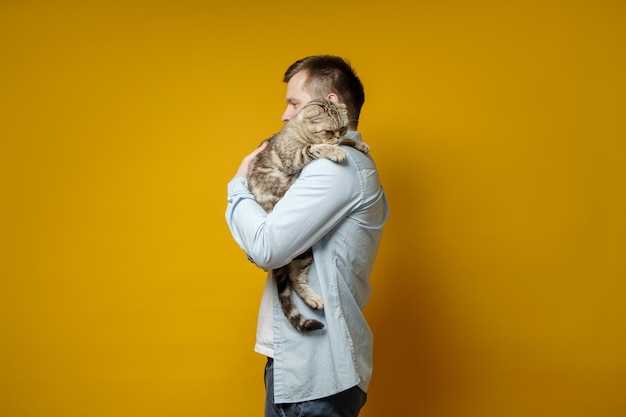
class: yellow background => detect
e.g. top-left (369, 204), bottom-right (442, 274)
top-left (1, 1), bottom-right (625, 416)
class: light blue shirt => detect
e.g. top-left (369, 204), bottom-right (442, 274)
top-left (225, 131), bottom-right (389, 403)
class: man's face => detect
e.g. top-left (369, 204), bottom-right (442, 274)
top-left (281, 71), bottom-right (313, 123)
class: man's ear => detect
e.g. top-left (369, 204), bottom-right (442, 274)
top-left (326, 93), bottom-right (340, 103)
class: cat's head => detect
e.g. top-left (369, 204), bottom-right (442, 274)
top-left (297, 99), bottom-right (350, 144)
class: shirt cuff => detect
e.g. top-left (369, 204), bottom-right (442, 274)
top-left (227, 177), bottom-right (250, 196)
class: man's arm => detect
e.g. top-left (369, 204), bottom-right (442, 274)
top-left (226, 157), bottom-right (359, 271)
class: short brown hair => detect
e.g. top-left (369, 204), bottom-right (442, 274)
top-left (283, 55), bottom-right (365, 127)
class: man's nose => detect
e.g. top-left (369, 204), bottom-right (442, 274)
top-left (281, 108), bottom-right (293, 123)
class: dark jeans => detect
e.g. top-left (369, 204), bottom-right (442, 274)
top-left (264, 358), bottom-right (367, 417)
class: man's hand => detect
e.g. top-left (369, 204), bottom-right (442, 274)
top-left (232, 141), bottom-right (268, 180)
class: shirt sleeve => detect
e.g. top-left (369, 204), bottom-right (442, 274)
top-left (225, 157), bottom-right (361, 270)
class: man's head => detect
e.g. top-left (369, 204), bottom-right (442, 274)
top-left (281, 55), bottom-right (365, 130)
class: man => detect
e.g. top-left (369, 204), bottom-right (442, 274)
top-left (225, 55), bottom-right (389, 417)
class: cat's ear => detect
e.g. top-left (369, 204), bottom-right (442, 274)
top-left (301, 102), bottom-right (324, 122)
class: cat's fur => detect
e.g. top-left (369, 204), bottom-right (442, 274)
top-left (248, 98), bottom-right (370, 332)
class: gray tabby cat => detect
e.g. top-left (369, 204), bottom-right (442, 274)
top-left (248, 98), bottom-right (370, 332)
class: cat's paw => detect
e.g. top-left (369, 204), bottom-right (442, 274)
top-left (355, 141), bottom-right (370, 154)
top-left (304, 294), bottom-right (324, 309)
top-left (325, 148), bottom-right (347, 163)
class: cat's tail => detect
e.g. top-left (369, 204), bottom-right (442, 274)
top-left (274, 266), bottom-right (325, 332)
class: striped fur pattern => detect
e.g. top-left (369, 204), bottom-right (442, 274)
top-left (248, 98), bottom-right (370, 332)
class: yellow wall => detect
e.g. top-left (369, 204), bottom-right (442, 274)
top-left (1, 1), bottom-right (624, 416)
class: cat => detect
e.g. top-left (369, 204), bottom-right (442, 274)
top-left (248, 98), bottom-right (370, 332)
